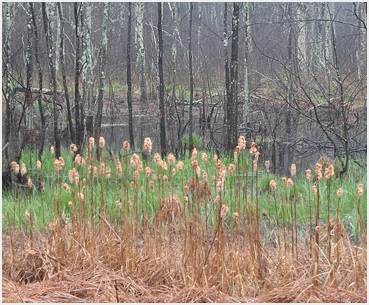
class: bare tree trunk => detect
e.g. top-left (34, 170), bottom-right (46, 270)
top-left (242, 2), bottom-right (250, 126)
top-left (25, 3), bottom-right (34, 132)
top-left (83, 3), bottom-right (94, 137)
top-left (95, 2), bottom-right (109, 156)
top-left (229, 2), bottom-right (239, 149)
top-left (57, 2), bottom-right (75, 144)
top-left (74, 3), bottom-right (82, 147)
top-left (189, 3), bottom-right (194, 153)
top-left (136, 2), bottom-right (147, 103)
top-left (42, 2), bottom-right (61, 158)
top-left (30, 3), bottom-right (46, 161)
top-left (127, 2), bottom-right (135, 149)
top-left (224, 3), bottom-right (232, 150)
top-left (286, 3), bottom-right (294, 172)
top-left (158, 2), bottom-right (167, 157)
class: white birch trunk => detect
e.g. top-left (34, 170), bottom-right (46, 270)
top-left (242, 2), bottom-right (250, 124)
top-left (136, 2), bottom-right (147, 102)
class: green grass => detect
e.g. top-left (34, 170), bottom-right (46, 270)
top-left (2, 143), bottom-right (367, 241)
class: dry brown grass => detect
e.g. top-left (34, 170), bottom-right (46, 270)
top-left (2, 212), bottom-right (367, 303)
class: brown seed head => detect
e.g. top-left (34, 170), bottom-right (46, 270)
top-left (50, 145), bottom-right (54, 154)
top-left (144, 137), bottom-right (152, 152)
top-left (315, 162), bottom-right (322, 173)
top-left (265, 160), bottom-right (270, 173)
top-left (176, 161), bottom-right (184, 172)
top-left (25, 210), bottom-right (30, 220)
top-left (221, 204), bottom-right (229, 219)
top-left (99, 136), bottom-right (105, 148)
top-left (233, 212), bottom-right (239, 218)
top-left (183, 196), bottom-right (189, 203)
top-left (249, 142), bottom-right (257, 156)
top-left (202, 170), bottom-right (208, 182)
top-left (27, 177), bottom-right (33, 187)
top-left (201, 153), bottom-right (208, 163)
top-left (213, 154), bottom-right (218, 164)
top-left (70, 143), bottom-right (77, 154)
top-left (316, 170), bottom-right (322, 182)
top-left (337, 188), bottom-right (343, 198)
top-left (81, 158), bottom-right (86, 167)
top-left (68, 201), bottom-right (73, 207)
top-left (11, 162), bottom-right (19, 173)
top-left (77, 193), bottom-right (85, 202)
top-left (89, 137), bottom-right (95, 149)
top-left (214, 195), bottom-right (220, 204)
top-left (312, 185), bottom-right (317, 196)
top-left (123, 141), bottom-right (130, 151)
top-left (93, 166), bottom-right (98, 178)
top-left (270, 180), bottom-right (277, 191)
top-left (191, 159), bottom-right (198, 170)
top-left (306, 169), bottom-right (311, 181)
top-left (282, 177), bottom-right (287, 184)
top-left (130, 181), bottom-right (136, 189)
top-left (229, 164), bottom-right (236, 176)
top-left (238, 135), bottom-right (246, 150)
top-left (61, 183), bottom-right (70, 191)
top-left (149, 180), bottom-right (154, 191)
top-left (196, 166), bottom-right (201, 177)
top-left (99, 162), bottom-right (105, 176)
top-left (75, 154), bottom-right (81, 166)
top-left (162, 161), bottom-right (168, 171)
top-left (255, 151), bottom-right (260, 162)
top-left (59, 157), bottom-right (65, 168)
top-left (163, 175), bottom-right (168, 182)
top-left (130, 153), bottom-right (140, 167)
top-left (21, 163), bottom-right (27, 176)
top-left (36, 160), bottom-right (42, 171)
top-left (358, 184), bottom-right (364, 197)
top-left (145, 166), bottom-right (151, 178)
top-left (253, 159), bottom-right (258, 172)
top-left (183, 185), bottom-right (189, 194)
top-left (133, 170), bottom-right (139, 181)
top-left (168, 153), bottom-right (175, 165)
top-left (287, 178), bottom-right (294, 188)
top-left (117, 161), bottom-right (122, 177)
top-left (54, 159), bottom-right (61, 172)
top-left (235, 145), bottom-right (241, 155)
top-left (68, 170), bottom-right (74, 183)
top-left (291, 164), bottom-right (296, 176)
top-left (152, 173), bottom-right (157, 181)
top-left (116, 201), bottom-right (122, 208)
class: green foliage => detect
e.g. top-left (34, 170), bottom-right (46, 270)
top-left (182, 134), bottom-right (203, 149)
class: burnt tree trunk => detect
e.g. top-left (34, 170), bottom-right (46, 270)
top-left (188, 3), bottom-right (194, 153)
top-left (74, 3), bottom-right (82, 147)
top-left (57, 2), bottom-right (75, 144)
top-left (158, 2), bottom-right (167, 157)
top-left (127, 2), bottom-right (135, 149)
top-left (42, 3), bottom-right (61, 158)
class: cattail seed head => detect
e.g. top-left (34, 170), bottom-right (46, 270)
top-left (202, 153), bottom-right (208, 163)
top-left (11, 161), bottom-right (19, 174)
top-left (255, 151), bottom-right (260, 162)
top-left (168, 153), bottom-right (175, 165)
top-left (162, 161), bottom-right (168, 171)
top-left (176, 161), bottom-right (184, 172)
top-left (130, 153), bottom-right (140, 167)
top-left (229, 164), bottom-right (236, 176)
top-left (253, 159), bottom-right (258, 172)
top-left (213, 154), bottom-right (218, 164)
top-left (61, 183), bottom-right (70, 191)
top-left (337, 188), bottom-right (343, 198)
top-left (191, 148), bottom-right (197, 161)
top-left (50, 145), bottom-right (54, 154)
top-left (41, 181), bottom-right (45, 191)
top-left (130, 181), bottom-right (136, 189)
top-left (163, 175), bottom-right (168, 182)
top-left (234, 151), bottom-right (238, 164)
top-left (68, 170), bottom-right (74, 183)
top-left (77, 193), bottom-right (85, 202)
top-left (306, 169), bottom-right (311, 181)
top-left (312, 185), bottom-right (317, 196)
top-left (221, 205), bottom-right (229, 219)
top-left (316, 170), bottom-right (322, 182)
top-left (191, 160), bottom-right (198, 170)
top-left (149, 180), bottom-right (154, 191)
top-left (75, 154), bottom-right (81, 166)
top-left (249, 142), bottom-right (257, 156)
top-left (73, 168), bottom-right (80, 185)
top-left (233, 212), bottom-right (239, 218)
top-left (152, 173), bottom-right (157, 181)
top-left (27, 177), bottom-right (32, 187)
top-left (99, 136), bottom-right (105, 148)
top-left (70, 143), bottom-right (77, 153)
top-left (196, 166), bottom-right (201, 177)
top-left (270, 180), bottom-right (277, 191)
top-left (59, 157), bottom-right (65, 168)
top-left (54, 159), bottom-right (61, 171)
top-left (81, 158), bottom-right (86, 167)
top-left (183, 185), bottom-right (189, 194)
top-left (144, 137), bottom-right (152, 152)
top-left (291, 164), bottom-right (296, 176)
top-left (238, 135), bottom-right (246, 150)
top-left (287, 178), bottom-right (294, 188)
top-left (235, 145), bottom-right (241, 155)
top-left (315, 162), bottom-right (322, 173)
top-left (93, 166), bottom-right (98, 178)
top-left (214, 195), bottom-right (220, 204)
top-left (145, 166), bottom-right (151, 178)
top-left (116, 200), bottom-right (122, 208)
top-left (89, 137), bottom-right (95, 149)
top-left (282, 177), bottom-right (287, 184)
top-left (36, 160), bottom-right (42, 171)
top-left (123, 141), bottom-right (130, 151)
top-left (68, 201), bottom-right (73, 207)
top-left (88, 165), bottom-right (93, 174)
top-left (324, 164), bottom-right (334, 180)
top-left (183, 196), bottom-right (189, 203)
top-left (212, 175), bottom-right (216, 181)
top-left (117, 161), bottom-right (122, 177)
top-left (25, 210), bottom-right (30, 220)
top-left (358, 184), bottom-right (364, 197)
top-left (21, 163), bottom-right (27, 176)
